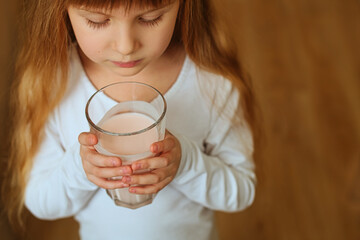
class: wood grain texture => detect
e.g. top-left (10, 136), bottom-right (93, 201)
top-left (215, 0), bottom-right (360, 239)
top-left (1, 0), bottom-right (359, 239)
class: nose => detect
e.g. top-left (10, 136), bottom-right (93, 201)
top-left (113, 25), bottom-right (139, 56)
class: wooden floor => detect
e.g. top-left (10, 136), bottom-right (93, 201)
top-left (1, 0), bottom-right (359, 239)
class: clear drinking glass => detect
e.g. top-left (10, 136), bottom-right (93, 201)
top-left (85, 81), bottom-right (167, 209)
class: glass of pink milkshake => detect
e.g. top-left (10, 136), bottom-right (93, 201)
top-left (85, 81), bottom-right (166, 209)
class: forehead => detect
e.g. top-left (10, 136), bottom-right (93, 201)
top-left (65, 0), bottom-right (175, 12)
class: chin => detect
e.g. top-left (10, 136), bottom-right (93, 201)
top-left (112, 67), bottom-right (145, 78)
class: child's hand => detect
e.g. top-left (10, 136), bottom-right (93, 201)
top-left (78, 132), bottom-right (132, 189)
top-left (122, 130), bottom-right (181, 195)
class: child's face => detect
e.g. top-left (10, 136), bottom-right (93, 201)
top-left (67, 0), bottom-right (179, 77)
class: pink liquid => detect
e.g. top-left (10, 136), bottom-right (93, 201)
top-left (98, 112), bottom-right (158, 156)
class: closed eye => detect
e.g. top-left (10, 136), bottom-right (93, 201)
top-left (138, 15), bottom-right (163, 27)
top-left (86, 19), bottom-right (110, 29)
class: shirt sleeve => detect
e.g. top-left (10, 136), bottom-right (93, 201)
top-left (170, 85), bottom-right (256, 212)
top-left (24, 114), bottom-right (99, 220)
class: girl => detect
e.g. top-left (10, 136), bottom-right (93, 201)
top-left (2, 0), bottom-right (257, 239)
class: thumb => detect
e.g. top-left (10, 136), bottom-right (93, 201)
top-left (78, 132), bottom-right (98, 146)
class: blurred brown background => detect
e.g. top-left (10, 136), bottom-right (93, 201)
top-left (1, 0), bottom-right (359, 239)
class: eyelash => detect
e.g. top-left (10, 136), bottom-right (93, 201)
top-left (86, 19), bottom-right (109, 29)
top-left (140, 15), bottom-right (163, 27)
top-left (86, 15), bottom-right (163, 30)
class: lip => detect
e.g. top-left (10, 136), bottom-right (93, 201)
top-left (112, 59), bottom-right (142, 68)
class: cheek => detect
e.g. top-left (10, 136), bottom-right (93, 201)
top-left (146, 24), bottom-right (176, 55)
top-left (72, 25), bottom-right (105, 60)
top-left (76, 33), bottom-right (104, 59)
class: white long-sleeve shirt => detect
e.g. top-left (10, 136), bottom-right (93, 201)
top-left (25, 45), bottom-right (256, 240)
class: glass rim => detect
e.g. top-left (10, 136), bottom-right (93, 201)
top-left (85, 81), bottom-right (167, 136)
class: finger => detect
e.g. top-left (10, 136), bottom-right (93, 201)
top-left (121, 166), bottom-right (170, 185)
top-left (128, 177), bottom-right (172, 195)
top-left (150, 135), bottom-right (176, 154)
top-left (84, 161), bottom-right (132, 178)
top-left (131, 155), bottom-right (170, 171)
top-left (80, 146), bottom-right (123, 167)
top-left (87, 174), bottom-right (130, 189)
top-left (78, 132), bottom-right (98, 146)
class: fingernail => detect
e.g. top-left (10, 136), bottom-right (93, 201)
top-left (151, 144), bottom-right (158, 152)
top-left (122, 176), bottom-right (131, 183)
top-left (122, 167), bottom-right (131, 174)
top-left (91, 135), bottom-right (98, 144)
top-left (112, 158), bottom-right (120, 166)
top-left (129, 188), bottom-right (136, 193)
top-left (135, 163), bottom-right (142, 170)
